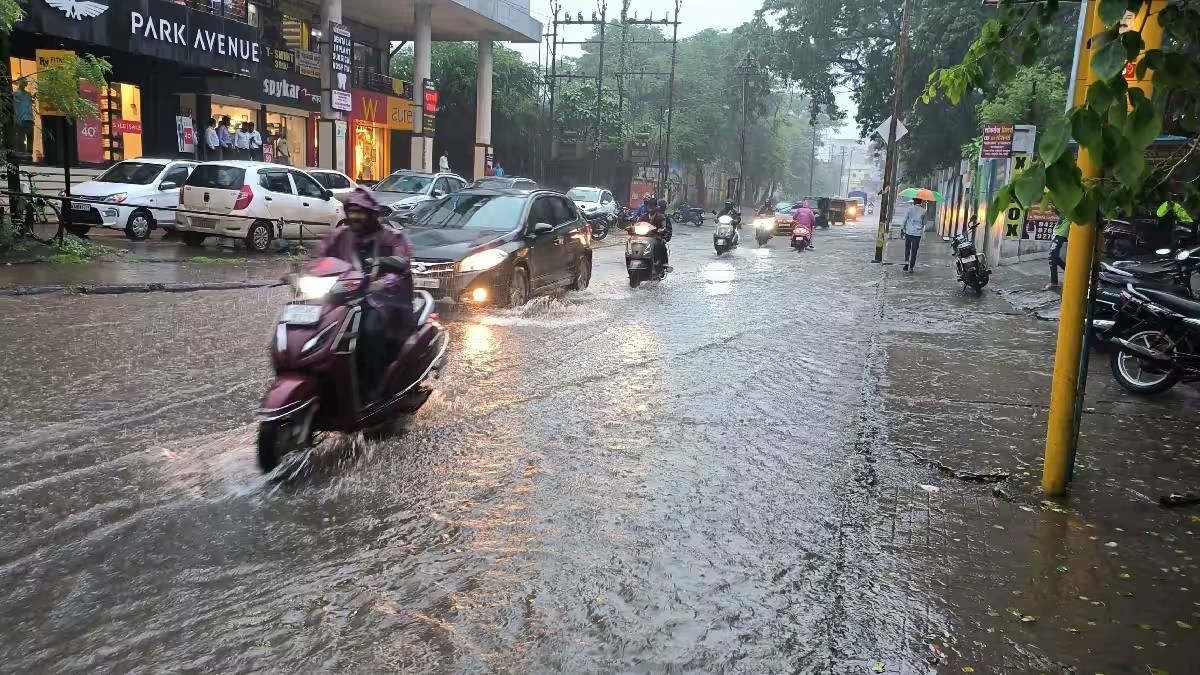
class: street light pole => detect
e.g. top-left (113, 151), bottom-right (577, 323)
top-left (873, 0), bottom-right (913, 263)
top-left (735, 50), bottom-right (754, 208)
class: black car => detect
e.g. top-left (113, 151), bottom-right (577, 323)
top-left (403, 188), bottom-right (592, 306)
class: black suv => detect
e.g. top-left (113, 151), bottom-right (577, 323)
top-left (403, 188), bottom-right (593, 306)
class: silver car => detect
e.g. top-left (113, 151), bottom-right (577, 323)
top-left (306, 169), bottom-right (359, 204)
top-left (369, 170), bottom-right (468, 219)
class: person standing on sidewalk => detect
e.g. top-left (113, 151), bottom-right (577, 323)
top-left (1049, 216), bottom-right (1069, 287)
top-left (901, 198), bottom-right (927, 272)
top-left (217, 117), bottom-right (233, 159)
top-left (204, 118), bottom-right (219, 161)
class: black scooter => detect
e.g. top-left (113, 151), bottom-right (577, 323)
top-left (626, 221), bottom-right (671, 288)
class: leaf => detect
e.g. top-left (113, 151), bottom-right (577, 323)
top-left (1093, 39), bottom-right (1130, 82)
top-left (1046, 158), bottom-right (1084, 213)
top-left (1073, 108), bottom-right (1104, 156)
top-left (1087, 79), bottom-right (1115, 112)
top-left (1122, 31), bottom-right (1146, 61)
top-left (1148, 668), bottom-right (1170, 675)
top-left (1113, 137), bottom-right (1147, 188)
top-left (1125, 98), bottom-right (1162, 149)
top-left (872, 660), bottom-right (886, 673)
top-left (1177, 621), bottom-right (1193, 629)
top-left (1021, 614), bottom-right (1037, 623)
top-left (1097, 0), bottom-right (1127, 26)
top-left (1039, 117), bottom-right (1071, 165)
top-left (988, 184), bottom-right (1015, 228)
top-left (962, 668), bottom-right (975, 673)
top-left (1014, 162), bottom-right (1047, 209)
top-left (1056, 565), bottom-right (1069, 573)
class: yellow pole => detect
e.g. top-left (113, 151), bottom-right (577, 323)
top-left (1043, 0), bottom-right (1165, 495)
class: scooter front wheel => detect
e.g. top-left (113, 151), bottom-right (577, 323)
top-left (257, 406), bottom-right (316, 473)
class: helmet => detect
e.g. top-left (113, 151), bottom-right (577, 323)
top-left (724, 199), bottom-right (733, 207)
top-left (346, 188), bottom-right (386, 214)
top-left (657, 198), bottom-right (668, 210)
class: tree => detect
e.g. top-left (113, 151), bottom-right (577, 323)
top-left (976, 62), bottom-right (1067, 129)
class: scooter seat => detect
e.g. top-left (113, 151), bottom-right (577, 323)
top-left (1140, 288), bottom-right (1200, 318)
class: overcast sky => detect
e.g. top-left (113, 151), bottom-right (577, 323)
top-left (506, 0), bottom-right (861, 139)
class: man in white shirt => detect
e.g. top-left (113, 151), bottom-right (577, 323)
top-left (248, 123), bottom-right (263, 161)
top-left (439, 151), bottom-right (450, 173)
top-left (234, 123), bottom-right (252, 160)
top-left (204, 117), bottom-right (219, 161)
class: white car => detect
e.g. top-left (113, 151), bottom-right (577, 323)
top-left (306, 168), bottom-right (359, 204)
top-left (177, 161), bottom-right (345, 252)
top-left (65, 158), bottom-right (197, 240)
top-left (566, 186), bottom-right (617, 221)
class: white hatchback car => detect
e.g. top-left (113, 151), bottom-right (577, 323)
top-left (177, 162), bottom-right (346, 252)
top-left (66, 158), bottom-right (197, 240)
top-left (305, 168), bottom-right (359, 204)
top-left (566, 186), bottom-right (618, 221)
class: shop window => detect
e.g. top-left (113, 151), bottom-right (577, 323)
top-left (266, 112), bottom-right (306, 167)
top-left (8, 57), bottom-right (42, 164)
top-left (353, 123), bottom-right (386, 183)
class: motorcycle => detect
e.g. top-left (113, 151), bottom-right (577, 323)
top-left (943, 224), bottom-right (991, 295)
top-left (713, 214), bottom-right (740, 255)
top-left (1107, 282), bottom-right (1200, 395)
top-left (791, 221), bottom-right (813, 251)
top-left (585, 211), bottom-right (614, 241)
top-left (626, 221), bottom-right (670, 287)
top-left (617, 205), bottom-right (634, 226)
top-left (754, 216), bottom-right (774, 246)
top-left (256, 256), bottom-right (449, 473)
top-left (1091, 246), bottom-right (1200, 339)
top-left (672, 204), bottom-right (705, 226)
top-left (1104, 216), bottom-right (1197, 258)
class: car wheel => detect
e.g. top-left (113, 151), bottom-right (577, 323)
top-left (506, 266), bottom-right (529, 307)
top-left (125, 209), bottom-right (154, 241)
top-left (245, 220), bottom-right (273, 253)
top-left (571, 254), bottom-right (592, 291)
top-left (180, 232), bottom-right (207, 248)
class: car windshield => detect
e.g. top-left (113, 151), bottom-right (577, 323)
top-left (373, 173), bottom-right (433, 194)
top-left (414, 194), bottom-right (527, 230)
top-left (776, 201), bottom-right (794, 211)
top-left (568, 188), bottom-right (602, 202)
top-left (97, 162), bottom-right (162, 185)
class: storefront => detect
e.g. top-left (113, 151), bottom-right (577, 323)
top-left (14, 0), bottom-right (263, 166)
top-left (347, 88), bottom-right (414, 182)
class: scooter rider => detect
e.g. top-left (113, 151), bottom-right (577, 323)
top-left (633, 193), bottom-right (656, 221)
top-left (793, 199), bottom-right (816, 250)
top-left (760, 199), bottom-right (774, 216)
top-left (649, 200), bottom-right (672, 271)
top-left (718, 199), bottom-right (742, 228)
top-left (313, 188), bottom-right (415, 401)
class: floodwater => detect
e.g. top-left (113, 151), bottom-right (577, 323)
top-left (0, 223), bottom-right (1196, 673)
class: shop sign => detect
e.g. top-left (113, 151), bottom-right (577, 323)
top-left (328, 21), bottom-right (352, 112)
top-left (113, 118), bottom-right (142, 134)
top-left (262, 74), bottom-right (321, 107)
top-left (35, 49), bottom-right (74, 115)
top-left (264, 46), bottom-right (294, 72)
top-left (1025, 202), bottom-right (1060, 241)
top-left (351, 89), bottom-right (387, 125)
top-left (77, 81), bottom-right (105, 163)
top-left (197, 68), bottom-right (322, 111)
top-left (421, 78), bottom-right (437, 134)
top-left (386, 96), bottom-right (413, 131)
top-left (176, 115), bottom-right (195, 153)
top-left (295, 50), bottom-right (321, 78)
top-left (981, 123), bottom-right (1014, 159)
top-left (1003, 152), bottom-right (1029, 241)
top-left (24, 0), bottom-right (260, 74)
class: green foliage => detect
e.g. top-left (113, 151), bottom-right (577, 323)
top-left (0, 0), bottom-right (22, 34)
top-left (976, 62), bottom-right (1067, 129)
top-left (32, 54), bottom-right (112, 120)
top-left (925, 0), bottom-right (1200, 224)
top-left (49, 233), bottom-right (110, 262)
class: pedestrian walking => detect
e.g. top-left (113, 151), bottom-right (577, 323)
top-left (217, 117), bottom-right (233, 160)
top-left (275, 132), bottom-right (291, 166)
top-left (901, 198), bottom-right (927, 272)
top-left (204, 117), bottom-right (219, 161)
top-left (493, 162), bottom-right (505, 177)
top-left (439, 151), bottom-right (450, 173)
top-left (248, 123), bottom-right (263, 161)
top-left (235, 123), bottom-right (252, 160)
top-left (1049, 217), bottom-right (1069, 286)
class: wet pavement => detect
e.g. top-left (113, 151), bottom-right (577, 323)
top-left (1, 222), bottom-right (1197, 673)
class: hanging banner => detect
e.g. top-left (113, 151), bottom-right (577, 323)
top-left (328, 21), bottom-right (353, 112)
top-left (76, 81), bottom-right (104, 163)
top-left (176, 115), bottom-right (195, 153)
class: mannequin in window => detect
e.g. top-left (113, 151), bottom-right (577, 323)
top-left (13, 81), bottom-right (34, 157)
top-left (275, 131), bottom-right (290, 166)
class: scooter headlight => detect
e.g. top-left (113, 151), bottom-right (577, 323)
top-left (632, 222), bottom-right (655, 236)
top-left (296, 275), bottom-right (338, 299)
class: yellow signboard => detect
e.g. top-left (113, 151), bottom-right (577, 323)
top-left (386, 96), bottom-right (413, 131)
top-left (34, 49), bottom-right (75, 116)
top-left (1003, 152), bottom-right (1030, 241)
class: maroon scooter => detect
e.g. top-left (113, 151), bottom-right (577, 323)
top-left (256, 256), bottom-right (449, 473)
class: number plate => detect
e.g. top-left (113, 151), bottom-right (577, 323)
top-left (716, 238), bottom-right (727, 244)
top-left (960, 254), bottom-right (977, 263)
top-left (412, 276), bottom-right (440, 289)
top-left (190, 217), bottom-right (218, 229)
top-left (281, 304), bottom-right (322, 325)
top-left (628, 260), bottom-right (648, 269)
top-left (71, 201), bottom-right (91, 211)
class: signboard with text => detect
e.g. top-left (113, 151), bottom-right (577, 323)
top-left (982, 123), bottom-right (1015, 159)
top-left (176, 115), bottom-right (195, 153)
top-left (421, 78), bottom-right (438, 134)
top-left (1003, 152), bottom-right (1030, 240)
top-left (328, 21), bottom-right (353, 112)
top-left (1025, 203), bottom-right (1060, 241)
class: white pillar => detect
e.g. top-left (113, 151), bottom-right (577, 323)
top-left (473, 39), bottom-right (493, 180)
top-left (318, 0), bottom-right (344, 171)
top-left (411, 2), bottom-right (433, 173)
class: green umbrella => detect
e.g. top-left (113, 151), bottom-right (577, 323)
top-left (898, 187), bottom-right (945, 202)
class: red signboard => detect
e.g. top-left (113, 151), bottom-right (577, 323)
top-left (112, 118), bottom-right (142, 134)
top-left (351, 89), bottom-right (387, 125)
top-left (423, 90), bottom-right (438, 114)
top-left (76, 82), bottom-right (104, 164)
top-left (981, 123), bottom-right (1014, 159)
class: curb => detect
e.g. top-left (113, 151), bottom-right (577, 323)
top-left (0, 280), bottom-right (278, 298)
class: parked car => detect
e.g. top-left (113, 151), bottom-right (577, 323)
top-left (567, 186), bottom-right (618, 220)
top-left (368, 170), bottom-right (467, 219)
top-left (305, 168), bottom-right (358, 203)
top-left (405, 188), bottom-right (592, 306)
top-left (65, 158), bottom-right (197, 240)
top-left (469, 176), bottom-right (539, 191)
top-left (177, 162), bottom-right (345, 252)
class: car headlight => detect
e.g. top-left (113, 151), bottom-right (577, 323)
top-left (296, 275), bottom-right (338, 299)
top-left (390, 202), bottom-right (413, 211)
top-left (459, 248), bottom-right (508, 273)
top-left (104, 192), bottom-right (128, 203)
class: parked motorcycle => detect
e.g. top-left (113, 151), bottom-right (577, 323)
top-left (617, 205), bottom-right (634, 226)
top-left (256, 256), bottom-right (449, 473)
top-left (586, 212), bottom-right (614, 241)
top-left (1108, 282), bottom-right (1200, 395)
top-left (626, 220), bottom-right (670, 287)
top-left (943, 225), bottom-right (991, 295)
top-left (753, 216), bottom-right (774, 246)
top-left (1104, 216), bottom-right (1196, 258)
top-left (672, 204), bottom-right (705, 226)
top-left (791, 221), bottom-right (813, 251)
top-left (714, 214), bottom-right (740, 255)
top-left (1091, 246), bottom-right (1200, 339)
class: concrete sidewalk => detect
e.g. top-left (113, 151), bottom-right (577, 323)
top-left (869, 236), bottom-right (1200, 673)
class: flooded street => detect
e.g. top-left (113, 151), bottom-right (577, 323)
top-left (2, 223), bottom-right (1195, 674)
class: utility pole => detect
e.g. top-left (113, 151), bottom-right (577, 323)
top-left (873, 0), bottom-right (913, 263)
top-left (838, 148), bottom-right (847, 196)
top-left (844, 147), bottom-right (855, 195)
top-left (735, 50), bottom-right (756, 208)
top-left (808, 100), bottom-right (819, 195)
top-left (661, 0), bottom-right (680, 200)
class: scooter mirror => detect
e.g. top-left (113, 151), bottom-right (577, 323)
top-left (1156, 248), bottom-right (1172, 256)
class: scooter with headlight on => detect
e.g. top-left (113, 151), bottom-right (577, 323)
top-left (255, 255), bottom-right (449, 473)
top-left (625, 220), bottom-right (670, 287)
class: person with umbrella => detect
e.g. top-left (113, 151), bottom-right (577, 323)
top-left (897, 188), bottom-right (943, 272)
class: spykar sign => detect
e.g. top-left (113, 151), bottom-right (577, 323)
top-left (23, 0), bottom-right (261, 74)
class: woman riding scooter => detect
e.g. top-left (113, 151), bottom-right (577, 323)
top-left (313, 188), bottom-right (415, 402)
